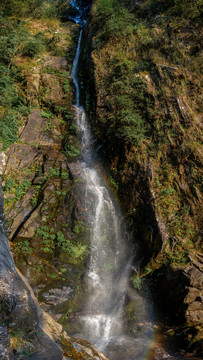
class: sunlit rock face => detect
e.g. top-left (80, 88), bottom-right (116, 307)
top-left (83, 0), bottom-right (203, 354)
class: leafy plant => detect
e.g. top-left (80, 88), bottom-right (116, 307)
top-left (22, 38), bottom-right (44, 58)
top-left (109, 175), bottom-right (119, 192)
top-left (40, 110), bottom-right (54, 119)
top-left (56, 231), bottom-right (89, 262)
top-left (65, 145), bottom-right (81, 158)
top-left (131, 275), bottom-right (142, 291)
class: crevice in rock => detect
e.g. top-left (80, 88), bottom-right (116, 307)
top-left (10, 201), bottom-right (42, 243)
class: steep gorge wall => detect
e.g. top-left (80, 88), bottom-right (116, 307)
top-left (0, 6), bottom-right (109, 359)
top-left (84, 0), bottom-right (203, 351)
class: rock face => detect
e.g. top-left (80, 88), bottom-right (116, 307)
top-left (0, 325), bottom-right (14, 360)
top-left (184, 255), bottom-right (203, 331)
top-left (0, 182), bottom-right (63, 359)
top-left (0, 179), bottom-right (109, 359)
top-left (83, 0), bottom-right (203, 352)
top-left (2, 20), bottom-right (88, 325)
top-left (0, 15), bottom-right (110, 360)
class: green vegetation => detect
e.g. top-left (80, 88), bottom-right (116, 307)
top-left (0, 0), bottom-right (60, 19)
top-left (3, 178), bottom-right (32, 206)
top-left (0, 0), bottom-right (69, 149)
top-left (65, 144), bottom-right (81, 158)
top-left (32, 226), bottom-right (89, 263)
top-left (131, 275), bottom-right (142, 291)
top-left (87, 0), bottom-right (202, 267)
top-left (56, 231), bottom-right (89, 262)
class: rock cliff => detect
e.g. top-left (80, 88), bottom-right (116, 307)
top-left (83, 0), bottom-right (203, 353)
top-left (0, 7), bottom-right (109, 359)
top-left (0, 0), bottom-right (202, 357)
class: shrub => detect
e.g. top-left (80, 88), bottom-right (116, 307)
top-left (0, 112), bottom-right (18, 149)
top-left (131, 275), bottom-right (142, 290)
top-left (36, 1), bottom-right (59, 19)
top-left (22, 39), bottom-right (44, 58)
top-left (56, 231), bottom-right (89, 261)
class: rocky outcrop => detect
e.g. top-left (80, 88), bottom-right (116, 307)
top-left (0, 182), bottom-right (63, 359)
top-left (184, 254), bottom-right (203, 346)
top-left (146, 254), bottom-right (203, 353)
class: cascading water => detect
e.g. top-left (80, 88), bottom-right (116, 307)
top-left (71, 30), bottom-right (132, 348)
top-left (70, 25), bottom-right (153, 360)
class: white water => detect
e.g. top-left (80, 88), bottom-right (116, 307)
top-left (71, 31), bottom-right (132, 352)
top-left (69, 12), bottom-right (191, 360)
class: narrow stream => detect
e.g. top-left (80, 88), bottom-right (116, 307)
top-left (70, 28), bottom-right (154, 360)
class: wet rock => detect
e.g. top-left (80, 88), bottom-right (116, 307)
top-left (148, 261), bottom-right (203, 353)
top-left (61, 336), bottom-right (110, 360)
top-left (103, 336), bottom-right (147, 360)
top-left (28, 330), bottom-right (63, 360)
top-left (41, 286), bottom-right (73, 307)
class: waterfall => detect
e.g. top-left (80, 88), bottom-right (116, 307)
top-left (70, 29), bottom-right (152, 360)
top-left (71, 29), bottom-right (132, 349)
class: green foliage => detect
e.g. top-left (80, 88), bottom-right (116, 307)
top-left (0, 20), bottom-right (31, 148)
top-left (34, 225), bottom-right (55, 254)
top-left (3, 178), bottom-right (31, 204)
top-left (40, 110), bottom-right (54, 119)
top-left (0, 112), bottom-right (19, 149)
top-left (0, 1), bottom-right (64, 149)
top-left (144, 267), bottom-right (152, 274)
top-left (0, 0), bottom-right (59, 18)
top-left (22, 38), bottom-right (45, 58)
top-left (109, 176), bottom-right (119, 192)
top-left (48, 167), bottom-right (61, 177)
top-left (56, 231), bottom-right (89, 262)
top-left (0, 64), bottom-right (29, 148)
top-left (65, 144), bottom-right (81, 158)
top-left (115, 111), bottom-right (147, 144)
top-left (131, 275), bottom-right (142, 291)
top-left (15, 179), bottom-right (32, 200)
top-left (72, 220), bottom-right (87, 235)
top-left (63, 78), bottom-right (70, 93)
top-left (33, 226), bottom-right (89, 261)
top-left (56, 190), bottom-right (66, 197)
top-left (93, 0), bottom-right (114, 21)
top-left (3, 178), bottom-right (15, 191)
top-left (93, 0), bottom-right (135, 47)
top-left (37, 2), bottom-right (59, 19)
top-left (18, 240), bottom-right (34, 255)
